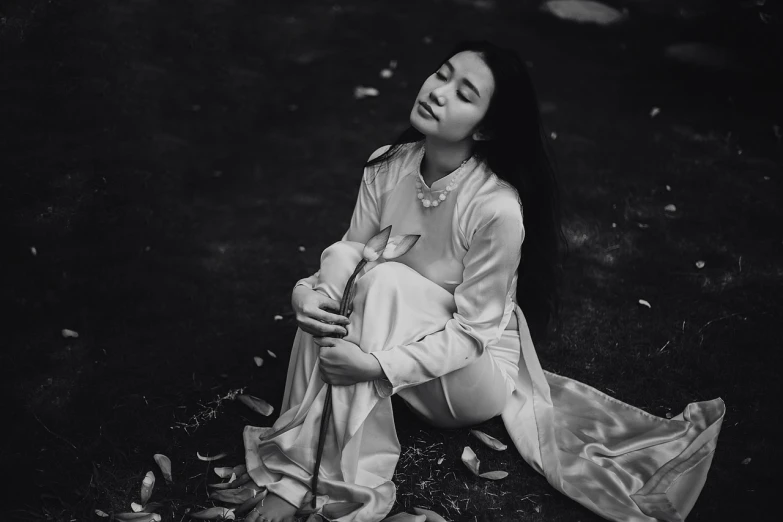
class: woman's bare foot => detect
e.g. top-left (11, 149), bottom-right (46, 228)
top-left (248, 492), bottom-right (299, 522)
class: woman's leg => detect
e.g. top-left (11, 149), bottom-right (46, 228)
top-left (398, 329), bottom-right (521, 429)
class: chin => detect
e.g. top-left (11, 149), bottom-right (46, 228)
top-left (409, 110), bottom-right (435, 136)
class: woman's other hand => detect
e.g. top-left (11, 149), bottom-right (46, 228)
top-left (291, 286), bottom-right (350, 338)
top-left (313, 337), bottom-right (384, 386)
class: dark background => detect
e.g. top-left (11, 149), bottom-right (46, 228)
top-left (2, 0), bottom-right (782, 520)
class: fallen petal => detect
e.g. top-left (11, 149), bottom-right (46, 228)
top-left (132, 502), bottom-right (143, 512)
top-left (380, 68), bottom-right (393, 79)
top-left (460, 446), bottom-right (481, 476)
top-left (353, 86), bottom-right (380, 99)
top-left (437, 457), bottom-right (444, 465)
top-left (209, 486), bottom-right (259, 504)
top-left (114, 514), bottom-right (161, 522)
top-left (322, 501), bottom-right (364, 518)
top-left (267, 350), bottom-right (277, 358)
top-left (382, 513), bottom-right (426, 522)
top-left (638, 299), bottom-right (651, 308)
top-left (140, 471), bottom-right (155, 505)
top-left (469, 429), bottom-right (507, 451)
top-left (190, 507), bottom-right (236, 520)
top-left (273, 315), bottom-right (283, 321)
top-left (153, 454), bottom-right (173, 484)
top-left (650, 107), bottom-right (660, 118)
top-left (95, 510), bottom-right (109, 517)
top-left (541, 0), bottom-right (626, 25)
top-left (695, 260), bottom-right (705, 269)
top-left (478, 470), bottom-right (509, 480)
top-left (412, 506), bottom-right (449, 521)
top-left (214, 467), bottom-right (234, 478)
top-left (742, 457), bottom-right (751, 465)
top-left (664, 204), bottom-right (677, 212)
top-left (61, 328), bottom-right (79, 338)
top-left (197, 451), bottom-right (227, 461)
top-left (31, 246), bottom-right (37, 256)
top-left (237, 394), bottom-right (275, 416)
top-left (254, 356), bottom-right (264, 367)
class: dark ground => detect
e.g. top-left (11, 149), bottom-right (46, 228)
top-left (2, 0), bottom-right (782, 520)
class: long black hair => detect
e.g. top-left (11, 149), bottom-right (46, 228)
top-left (366, 40), bottom-right (566, 343)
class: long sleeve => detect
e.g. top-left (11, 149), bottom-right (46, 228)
top-left (371, 194), bottom-right (524, 397)
top-left (293, 145), bottom-right (389, 290)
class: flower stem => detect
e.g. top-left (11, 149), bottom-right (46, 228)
top-left (339, 259), bottom-right (367, 318)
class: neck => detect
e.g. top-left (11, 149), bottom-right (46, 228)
top-left (421, 137), bottom-right (473, 186)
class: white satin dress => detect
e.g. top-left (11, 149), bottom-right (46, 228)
top-left (243, 142), bottom-right (725, 522)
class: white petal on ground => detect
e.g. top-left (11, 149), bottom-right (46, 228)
top-left (254, 356), bottom-right (264, 367)
top-left (61, 328), bottom-right (79, 338)
top-left (412, 506), bottom-right (450, 521)
top-left (478, 470), bottom-right (509, 480)
top-left (190, 507), bottom-right (236, 520)
top-left (695, 260), bottom-right (705, 269)
top-left (742, 457), bottom-right (751, 465)
top-left (197, 451), bottom-right (227, 461)
top-left (650, 107), bottom-right (661, 118)
top-left (267, 350), bottom-right (277, 358)
top-left (131, 502), bottom-right (143, 512)
top-left (638, 299), bottom-right (652, 308)
top-left (469, 429), bottom-right (508, 451)
top-left (381, 513), bottom-right (426, 522)
top-left (153, 454), bottom-right (173, 483)
top-left (353, 86), bottom-right (380, 99)
top-left (140, 471), bottom-right (155, 505)
top-left (237, 394), bottom-right (275, 416)
top-left (95, 510), bottom-right (109, 517)
top-left (541, 0), bottom-right (627, 25)
top-left (460, 446), bottom-right (481, 476)
top-left (664, 204), bottom-right (677, 212)
top-left (273, 315), bottom-right (283, 321)
top-left (380, 68), bottom-right (393, 79)
top-left (214, 466), bottom-right (234, 478)
top-left (31, 246), bottom-right (37, 256)
top-left (437, 457), bottom-right (444, 465)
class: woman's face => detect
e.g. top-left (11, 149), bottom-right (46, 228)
top-left (410, 50), bottom-right (495, 142)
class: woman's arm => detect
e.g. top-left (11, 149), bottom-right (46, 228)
top-left (371, 193), bottom-right (524, 397)
top-left (292, 145), bottom-right (390, 291)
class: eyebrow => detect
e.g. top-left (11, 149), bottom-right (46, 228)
top-left (444, 61), bottom-right (482, 98)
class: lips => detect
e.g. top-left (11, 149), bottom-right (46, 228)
top-left (418, 101), bottom-right (438, 120)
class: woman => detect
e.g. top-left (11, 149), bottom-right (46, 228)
top-left (242, 41), bottom-right (725, 522)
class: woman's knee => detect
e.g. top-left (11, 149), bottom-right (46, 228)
top-left (321, 240), bottom-right (363, 265)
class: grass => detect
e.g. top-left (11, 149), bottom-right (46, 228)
top-left (3, 0), bottom-right (782, 521)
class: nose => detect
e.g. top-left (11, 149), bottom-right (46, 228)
top-left (428, 88), bottom-right (446, 106)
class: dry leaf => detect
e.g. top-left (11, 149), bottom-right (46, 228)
top-left (638, 299), bottom-right (651, 308)
top-left (412, 506), bottom-right (449, 521)
top-left (190, 507), bottom-right (236, 520)
top-left (254, 356), bottom-right (264, 367)
top-left (267, 350), bottom-right (277, 358)
top-left (197, 451), bottom-right (227, 461)
top-left (469, 429), bottom-right (507, 451)
top-left (153, 454), bottom-right (172, 484)
top-left (61, 328), bottom-right (79, 338)
top-left (140, 471), bottom-right (155, 505)
top-left (237, 394), bottom-right (274, 416)
top-left (322, 501), bottom-right (364, 518)
top-left (95, 510), bottom-right (109, 517)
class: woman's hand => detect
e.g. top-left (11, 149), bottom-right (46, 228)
top-left (313, 336), bottom-right (384, 386)
top-left (292, 285), bottom-right (350, 338)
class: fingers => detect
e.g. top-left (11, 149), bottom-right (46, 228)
top-left (315, 307), bottom-right (351, 327)
top-left (298, 317), bottom-right (347, 338)
top-left (313, 336), bottom-right (335, 348)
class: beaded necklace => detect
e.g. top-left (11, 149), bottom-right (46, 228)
top-left (415, 146), bottom-right (472, 209)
